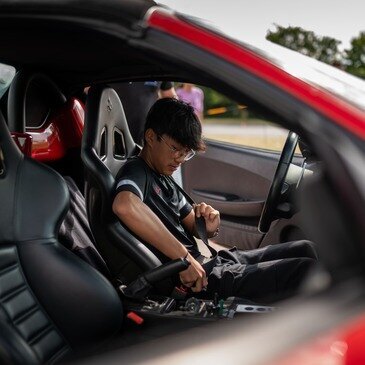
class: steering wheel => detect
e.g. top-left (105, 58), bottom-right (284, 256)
top-left (258, 131), bottom-right (299, 233)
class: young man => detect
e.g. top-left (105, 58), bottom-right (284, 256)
top-left (113, 98), bottom-right (317, 303)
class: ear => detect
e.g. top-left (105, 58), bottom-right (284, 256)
top-left (144, 128), bottom-right (155, 147)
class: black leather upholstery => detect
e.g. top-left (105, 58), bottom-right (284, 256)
top-left (0, 246), bottom-right (70, 364)
top-left (0, 110), bottom-right (123, 364)
top-left (82, 86), bottom-right (162, 283)
top-left (7, 71), bottom-right (110, 276)
top-left (7, 71), bottom-right (66, 132)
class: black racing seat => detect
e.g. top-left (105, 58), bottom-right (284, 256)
top-left (7, 71), bottom-right (110, 276)
top-left (7, 71), bottom-right (66, 132)
top-left (0, 110), bottom-right (123, 364)
top-left (82, 86), bottom-right (162, 284)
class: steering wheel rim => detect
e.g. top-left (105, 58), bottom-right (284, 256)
top-left (258, 131), bottom-right (299, 234)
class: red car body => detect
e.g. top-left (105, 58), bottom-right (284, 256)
top-left (0, 1), bottom-right (364, 364)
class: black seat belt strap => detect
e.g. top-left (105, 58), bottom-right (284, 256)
top-left (168, 177), bottom-right (218, 259)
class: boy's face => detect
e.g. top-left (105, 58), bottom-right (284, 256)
top-left (146, 130), bottom-right (192, 175)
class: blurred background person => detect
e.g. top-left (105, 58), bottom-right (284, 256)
top-left (176, 83), bottom-right (204, 120)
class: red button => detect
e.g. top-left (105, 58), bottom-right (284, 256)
top-left (127, 311), bottom-right (144, 325)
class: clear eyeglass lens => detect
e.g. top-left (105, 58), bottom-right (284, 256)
top-left (159, 135), bottom-right (195, 161)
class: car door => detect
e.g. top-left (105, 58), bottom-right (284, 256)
top-left (180, 90), bottom-right (305, 251)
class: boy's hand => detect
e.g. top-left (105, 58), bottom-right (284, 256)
top-left (194, 203), bottom-right (220, 237)
top-left (179, 254), bottom-right (208, 292)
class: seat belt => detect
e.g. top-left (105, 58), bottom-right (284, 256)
top-left (168, 177), bottom-right (218, 273)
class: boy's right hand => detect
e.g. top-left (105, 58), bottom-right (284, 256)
top-left (179, 254), bottom-right (207, 292)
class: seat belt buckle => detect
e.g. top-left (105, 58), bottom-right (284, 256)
top-left (171, 285), bottom-right (188, 300)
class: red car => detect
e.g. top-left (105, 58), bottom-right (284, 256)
top-left (0, 0), bottom-right (364, 364)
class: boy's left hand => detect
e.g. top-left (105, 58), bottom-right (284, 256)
top-left (194, 203), bottom-right (220, 237)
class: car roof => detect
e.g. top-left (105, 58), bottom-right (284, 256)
top-left (0, 0), bottom-right (160, 86)
top-left (0, 0), bottom-right (156, 25)
top-left (1, 0), bottom-right (364, 110)
top-left (0, 0), bottom-right (364, 139)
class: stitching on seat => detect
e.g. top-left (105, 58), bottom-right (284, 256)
top-left (1, 284), bottom-right (28, 302)
top-left (11, 247), bottom-right (71, 354)
top-left (47, 344), bottom-right (71, 364)
top-left (27, 324), bottom-right (53, 346)
top-left (13, 305), bottom-right (39, 325)
top-left (0, 262), bottom-right (18, 276)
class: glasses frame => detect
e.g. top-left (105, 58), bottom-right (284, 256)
top-left (158, 135), bottom-right (196, 161)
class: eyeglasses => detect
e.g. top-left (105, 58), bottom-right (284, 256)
top-left (158, 135), bottom-right (196, 161)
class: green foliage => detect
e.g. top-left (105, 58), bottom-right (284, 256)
top-left (344, 31), bottom-right (365, 79)
top-left (266, 25), bottom-right (365, 80)
top-left (201, 26), bottom-right (365, 117)
top-left (201, 86), bottom-right (242, 118)
top-left (266, 24), bottom-right (342, 66)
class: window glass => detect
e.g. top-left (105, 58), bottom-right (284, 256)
top-left (176, 84), bottom-right (292, 153)
top-left (0, 63), bottom-right (16, 99)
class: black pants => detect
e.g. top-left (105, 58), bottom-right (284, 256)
top-left (204, 240), bottom-right (317, 303)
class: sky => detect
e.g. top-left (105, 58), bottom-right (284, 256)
top-left (158, 0), bottom-right (365, 50)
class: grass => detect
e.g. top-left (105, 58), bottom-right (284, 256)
top-left (204, 134), bottom-right (287, 152)
top-left (203, 117), bottom-right (271, 126)
top-left (201, 118), bottom-right (300, 153)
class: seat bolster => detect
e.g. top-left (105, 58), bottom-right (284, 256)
top-left (0, 315), bottom-right (39, 365)
top-left (7, 71), bottom-right (66, 133)
top-left (0, 245), bottom-right (71, 364)
top-left (14, 158), bottom-right (70, 242)
top-left (18, 242), bottom-right (123, 349)
top-left (108, 221), bottom-right (162, 269)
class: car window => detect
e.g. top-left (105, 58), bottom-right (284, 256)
top-left (180, 85), bottom-right (294, 153)
top-left (0, 63), bottom-right (16, 99)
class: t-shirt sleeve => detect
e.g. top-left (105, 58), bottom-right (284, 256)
top-left (178, 190), bottom-right (193, 219)
top-left (114, 160), bottom-right (147, 201)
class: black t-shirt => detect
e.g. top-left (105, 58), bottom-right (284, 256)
top-left (115, 156), bottom-right (200, 262)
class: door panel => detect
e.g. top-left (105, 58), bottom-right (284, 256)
top-left (191, 188), bottom-right (264, 217)
top-left (183, 140), bottom-right (281, 250)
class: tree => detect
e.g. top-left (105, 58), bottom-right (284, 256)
top-left (344, 31), bottom-right (365, 79)
top-left (201, 87), bottom-right (242, 118)
top-left (266, 25), bottom-right (342, 66)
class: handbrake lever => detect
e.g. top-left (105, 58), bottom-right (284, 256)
top-left (120, 258), bottom-right (190, 300)
top-left (143, 258), bottom-right (190, 284)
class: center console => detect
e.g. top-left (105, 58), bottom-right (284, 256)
top-left (124, 295), bottom-right (275, 321)
top-left (120, 258), bottom-right (275, 322)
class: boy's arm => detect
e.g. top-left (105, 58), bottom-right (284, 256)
top-left (112, 191), bottom-right (207, 292)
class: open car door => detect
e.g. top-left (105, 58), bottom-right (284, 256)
top-left (181, 94), bottom-right (306, 250)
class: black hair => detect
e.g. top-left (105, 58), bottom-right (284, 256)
top-left (144, 98), bottom-right (205, 151)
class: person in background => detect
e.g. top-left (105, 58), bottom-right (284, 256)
top-left (176, 83), bottom-right (204, 120)
top-left (111, 81), bottom-right (176, 145)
